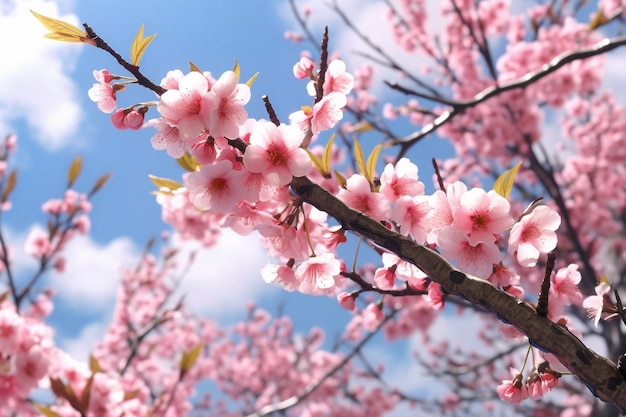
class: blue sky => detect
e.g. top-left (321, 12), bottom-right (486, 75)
top-left (4, 0), bottom-right (625, 411)
top-left (4, 0), bottom-right (437, 366)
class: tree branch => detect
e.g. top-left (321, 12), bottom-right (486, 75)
top-left (290, 175), bottom-right (626, 413)
top-left (392, 35), bottom-right (626, 158)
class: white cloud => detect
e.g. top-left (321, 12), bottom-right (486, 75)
top-left (60, 320), bottom-right (108, 362)
top-left (171, 230), bottom-right (280, 319)
top-left (49, 233), bottom-right (139, 310)
top-left (0, 0), bottom-right (83, 150)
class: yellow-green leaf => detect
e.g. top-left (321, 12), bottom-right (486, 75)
top-left (365, 144), bottom-right (382, 185)
top-left (232, 59), bottom-right (240, 79)
top-left (2, 170), bottom-right (17, 204)
top-left (334, 169), bottom-right (347, 189)
top-left (89, 173), bottom-right (112, 197)
top-left (353, 138), bottom-right (367, 180)
top-left (31, 10), bottom-right (94, 45)
top-left (33, 404), bottom-right (63, 417)
top-left (322, 133), bottom-right (336, 176)
top-left (176, 153), bottom-right (199, 172)
top-left (130, 24), bottom-right (156, 67)
top-left (306, 149), bottom-right (325, 175)
top-left (89, 354), bottom-right (101, 374)
top-left (588, 8), bottom-right (608, 31)
top-left (351, 120), bottom-right (374, 133)
top-left (180, 343), bottom-right (203, 374)
top-left (148, 175), bottom-right (183, 191)
top-left (68, 155), bottom-right (82, 187)
top-left (189, 61), bottom-right (202, 73)
top-left (245, 71), bottom-right (260, 88)
top-left (493, 161), bottom-right (522, 198)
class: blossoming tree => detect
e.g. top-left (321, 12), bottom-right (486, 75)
top-left (3, 0), bottom-right (626, 416)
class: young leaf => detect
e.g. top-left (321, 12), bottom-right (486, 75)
top-left (334, 169), bottom-right (347, 189)
top-left (148, 175), bottom-right (183, 191)
top-left (493, 161), bottom-right (522, 198)
top-left (189, 61), bottom-right (202, 73)
top-left (180, 343), bottom-right (203, 375)
top-left (232, 59), bottom-right (240, 79)
top-left (176, 153), bottom-right (199, 172)
top-left (306, 149), bottom-right (325, 175)
top-left (1, 170), bottom-right (17, 204)
top-left (89, 354), bottom-right (101, 374)
top-left (88, 173), bottom-right (112, 197)
top-left (353, 138), bottom-right (367, 180)
top-left (245, 71), bottom-right (260, 88)
top-left (130, 24), bottom-right (156, 67)
top-left (30, 10), bottom-right (94, 45)
top-left (365, 144), bottom-right (382, 185)
top-left (33, 404), bottom-right (63, 417)
top-left (322, 133), bottom-right (336, 176)
top-left (68, 155), bottom-right (82, 187)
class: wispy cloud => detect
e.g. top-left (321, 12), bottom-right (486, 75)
top-left (0, 0), bottom-right (83, 150)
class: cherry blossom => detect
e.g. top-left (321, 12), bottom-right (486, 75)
top-left (243, 120), bottom-right (311, 186)
top-left (508, 205), bottom-right (561, 268)
top-left (184, 160), bottom-right (245, 212)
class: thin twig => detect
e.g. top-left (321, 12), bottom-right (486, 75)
top-left (393, 35), bottom-right (626, 158)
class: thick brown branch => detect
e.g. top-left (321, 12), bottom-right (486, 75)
top-left (290, 175), bottom-right (626, 412)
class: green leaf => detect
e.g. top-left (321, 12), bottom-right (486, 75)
top-left (1, 170), bottom-right (17, 204)
top-left (493, 161), bottom-right (522, 198)
top-left (353, 138), bottom-right (367, 181)
top-left (365, 144), bottom-right (382, 185)
top-left (31, 10), bottom-right (94, 45)
top-left (148, 175), bottom-right (183, 191)
top-left (130, 24), bottom-right (156, 67)
top-left (68, 155), bottom-right (82, 187)
top-left (180, 343), bottom-right (203, 375)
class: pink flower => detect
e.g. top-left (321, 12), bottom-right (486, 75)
top-left (508, 205), bottom-right (561, 267)
top-left (496, 371), bottom-right (528, 405)
top-left (373, 266), bottom-right (396, 290)
top-left (392, 195), bottom-right (431, 243)
top-left (261, 263), bottom-right (299, 291)
top-left (294, 252), bottom-right (341, 293)
top-left (337, 292), bottom-right (355, 311)
top-left (310, 92), bottom-right (347, 134)
top-left (293, 56), bottom-right (314, 79)
top-left (337, 174), bottom-right (390, 220)
top-left (583, 281), bottom-right (612, 327)
top-left (24, 227), bottom-right (50, 258)
top-left (437, 226), bottom-right (501, 279)
top-left (15, 346), bottom-right (50, 392)
top-left (549, 264), bottom-right (582, 317)
top-left (88, 80), bottom-right (116, 113)
top-left (146, 118), bottom-right (185, 158)
top-left (379, 158), bottom-right (425, 201)
top-left (323, 59), bottom-right (354, 95)
top-left (207, 70), bottom-right (250, 138)
top-left (184, 160), bottom-right (245, 212)
top-left (243, 120), bottom-right (311, 186)
top-left (157, 71), bottom-right (213, 140)
top-left (361, 303), bottom-right (384, 331)
top-left (452, 188), bottom-right (513, 243)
